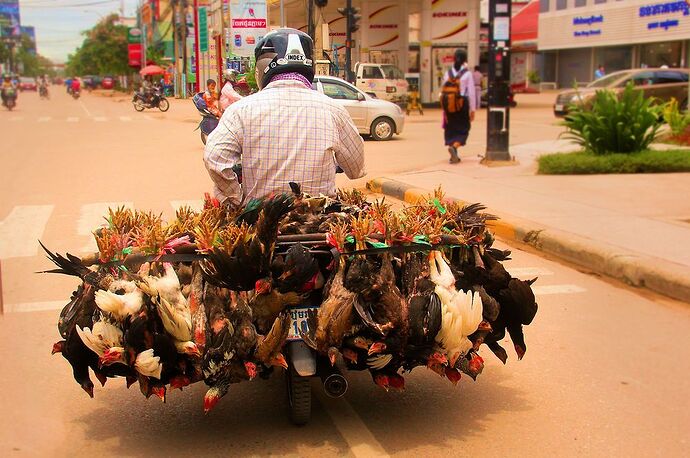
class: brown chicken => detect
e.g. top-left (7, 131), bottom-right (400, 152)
top-left (254, 311), bottom-right (290, 369)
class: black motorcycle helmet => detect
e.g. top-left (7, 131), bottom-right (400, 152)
top-left (254, 28), bottom-right (314, 89)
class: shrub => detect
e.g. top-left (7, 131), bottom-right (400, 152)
top-left (663, 98), bottom-right (690, 136)
top-left (537, 149), bottom-right (690, 174)
top-left (561, 82), bottom-right (663, 155)
top-left (527, 70), bottom-right (541, 85)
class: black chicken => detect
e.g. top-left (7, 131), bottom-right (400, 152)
top-left (202, 193), bottom-right (294, 291)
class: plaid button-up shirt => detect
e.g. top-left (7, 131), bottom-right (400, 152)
top-left (203, 79), bottom-right (366, 206)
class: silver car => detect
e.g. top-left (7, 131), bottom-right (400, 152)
top-left (313, 75), bottom-right (405, 141)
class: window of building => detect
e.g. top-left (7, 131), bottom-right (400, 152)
top-left (594, 45), bottom-right (633, 75)
top-left (575, 0), bottom-right (586, 6)
top-left (640, 41), bottom-right (682, 68)
top-left (540, 0), bottom-right (550, 13)
top-left (594, 0), bottom-right (606, 3)
top-left (556, 0), bottom-right (567, 10)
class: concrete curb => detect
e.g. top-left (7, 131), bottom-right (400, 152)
top-left (366, 177), bottom-right (690, 304)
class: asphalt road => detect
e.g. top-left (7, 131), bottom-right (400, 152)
top-left (1, 89), bottom-right (689, 457)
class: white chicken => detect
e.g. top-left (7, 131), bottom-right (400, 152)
top-left (94, 280), bottom-right (143, 321)
top-left (138, 263), bottom-right (192, 343)
top-left (429, 251), bottom-right (484, 366)
top-left (134, 349), bottom-right (163, 379)
top-left (76, 320), bottom-right (123, 356)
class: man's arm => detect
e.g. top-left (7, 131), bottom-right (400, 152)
top-left (203, 109), bottom-right (244, 207)
top-left (332, 106), bottom-right (365, 179)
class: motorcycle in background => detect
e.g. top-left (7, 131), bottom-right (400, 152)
top-left (133, 88), bottom-right (169, 112)
top-left (2, 87), bottom-right (17, 110)
top-left (39, 85), bottom-right (49, 99)
top-left (71, 89), bottom-right (80, 100)
top-left (192, 92), bottom-right (219, 145)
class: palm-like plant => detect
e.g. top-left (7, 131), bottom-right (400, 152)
top-left (561, 82), bottom-right (663, 155)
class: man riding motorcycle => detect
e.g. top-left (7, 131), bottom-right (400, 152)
top-left (1, 74), bottom-right (18, 108)
top-left (203, 28), bottom-right (365, 207)
top-left (219, 69), bottom-right (243, 112)
top-left (70, 77), bottom-right (81, 97)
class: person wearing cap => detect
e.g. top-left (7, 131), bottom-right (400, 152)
top-left (203, 28), bottom-right (366, 207)
top-left (219, 69), bottom-right (243, 112)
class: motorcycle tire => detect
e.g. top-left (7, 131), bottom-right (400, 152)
top-left (133, 101), bottom-right (145, 112)
top-left (286, 366), bottom-right (312, 426)
top-left (158, 98), bottom-right (170, 112)
top-left (200, 130), bottom-right (208, 145)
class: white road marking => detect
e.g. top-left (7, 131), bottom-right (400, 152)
top-left (78, 100), bottom-right (92, 116)
top-left (314, 385), bottom-right (390, 458)
top-left (508, 267), bottom-right (554, 278)
top-left (0, 205), bottom-right (54, 259)
top-left (9, 116), bottom-right (23, 121)
top-left (78, 202), bottom-right (133, 251)
top-left (532, 284), bottom-right (586, 295)
top-left (66, 116), bottom-right (79, 123)
top-left (93, 116), bottom-right (107, 122)
top-left (3, 301), bottom-right (65, 313)
top-left (170, 200), bottom-right (204, 213)
top-left (38, 116), bottom-right (52, 122)
top-left (119, 116), bottom-right (132, 122)
top-left (143, 114), bottom-right (154, 121)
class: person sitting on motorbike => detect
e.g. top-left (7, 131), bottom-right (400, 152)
top-left (219, 69), bottom-right (243, 112)
top-left (204, 28), bottom-right (365, 207)
top-left (1, 74), bottom-right (17, 106)
top-left (203, 79), bottom-right (222, 118)
top-left (70, 77), bottom-right (81, 94)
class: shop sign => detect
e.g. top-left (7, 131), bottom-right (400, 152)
top-left (430, 0), bottom-right (469, 43)
top-left (141, 3), bottom-right (152, 25)
top-left (230, 0), bottom-right (268, 57)
top-left (368, 3), bottom-right (399, 50)
top-left (199, 7), bottom-right (209, 53)
top-left (127, 27), bottom-right (142, 44)
top-left (572, 14), bottom-right (603, 37)
top-left (128, 43), bottom-right (142, 67)
top-left (638, 0), bottom-right (688, 31)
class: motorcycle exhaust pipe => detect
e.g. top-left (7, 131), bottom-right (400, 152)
top-left (320, 365), bottom-right (348, 398)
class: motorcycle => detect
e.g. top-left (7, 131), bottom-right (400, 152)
top-left (132, 88), bottom-right (169, 112)
top-left (39, 85), bottom-right (49, 99)
top-left (71, 89), bottom-right (80, 100)
top-left (2, 87), bottom-right (17, 111)
top-left (192, 92), bottom-right (219, 145)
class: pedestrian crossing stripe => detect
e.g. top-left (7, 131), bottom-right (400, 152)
top-left (119, 116), bottom-right (132, 122)
top-left (38, 116), bottom-right (52, 122)
top-left (0, 205), bottom-right (54, 259)
top-left (508, 267), bottom-right (554, 278)
top-left (93, 116), bottom-right (107, 122)
top-left (532, 284), bottom-right (586, 295)
top-left (170, 200), bottom-right (204, 213)
top-left (78, 202), bottom-right (134, 252)
top-left (67, 117), bottom-right (79, 122)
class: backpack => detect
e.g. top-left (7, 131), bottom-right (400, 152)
top-left (440, 68), bottom-right (466, 114)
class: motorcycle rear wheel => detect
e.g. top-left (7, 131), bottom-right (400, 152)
top-left (133, 100), bottom-right (145, 112)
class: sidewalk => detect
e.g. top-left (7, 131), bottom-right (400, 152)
top-left (367, 140), bottom-right (690, 302)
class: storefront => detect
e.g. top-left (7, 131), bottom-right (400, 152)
top-left (538, 0), bottom-right (690, 88)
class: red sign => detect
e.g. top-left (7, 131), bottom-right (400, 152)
top-left (128, 43), bottom-right (142, 67)
top-left (231, 18), bottom-right (267, 28)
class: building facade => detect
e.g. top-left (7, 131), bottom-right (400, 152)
top-left (538, 0), bottom-right (690, 87)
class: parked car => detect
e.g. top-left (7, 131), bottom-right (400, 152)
top-left (101, 76), bottom-right (115, 89)
top-left (354, 62), bottom-right (409, 107)
top-left (553, 68), bottom-right (690, 117)
top-left (313, 75), bottom-right (405, 141)
top-left (18, 77), bottom-right (37, 91)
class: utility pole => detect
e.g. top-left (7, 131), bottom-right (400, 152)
top-left (338, 1), bottom-right (360, 83)
top-left (485, 0), bottom-right (512, 162)
top-left (307, 0), bottom-right (315, 40)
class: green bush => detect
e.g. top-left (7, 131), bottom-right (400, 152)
top-left (561, 82), bottom-right (663, 155)
top-left (537, 149), bottom-right (690, 174)
top-left (663, 98), bottom-right (690, 136)
top-left (527, 70), bottom-right (541, 85)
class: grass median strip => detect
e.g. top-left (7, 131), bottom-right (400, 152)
top-left (537, 149), bottom-right (690, 175)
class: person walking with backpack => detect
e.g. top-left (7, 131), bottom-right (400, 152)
top-left (440, 49), bottom-right (476, 164)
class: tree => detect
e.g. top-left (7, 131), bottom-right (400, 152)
top-left (66, 14), bottom-right (129, 76)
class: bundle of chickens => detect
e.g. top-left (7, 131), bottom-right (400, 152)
top-left (43, 185), bottom-right (538, 412)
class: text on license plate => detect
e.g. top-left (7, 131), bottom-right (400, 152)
top-left (287, 306), bottom-right (319, 341)
top-left (555, 104), bottom-right (564, 112)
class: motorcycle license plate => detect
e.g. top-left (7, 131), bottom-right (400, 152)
top-left (287, 306), bottom-right (318, 341)
top-left (555, 104), bottom-right (564, 112)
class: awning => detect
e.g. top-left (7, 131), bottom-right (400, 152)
top-left (511, 0), bottom-right (539, 49)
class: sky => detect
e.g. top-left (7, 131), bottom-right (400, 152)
top-left (19, 0), bottom-right (139, 63)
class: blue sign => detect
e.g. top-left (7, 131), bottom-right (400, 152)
top-left (639, 1), bottom-right (689, 17)
top-left (573, 15), bottom-right (604, 26)
top-left (648, 19), bottom-right (680, 29)
top-left (574, 30), bottom-right (602, 37)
